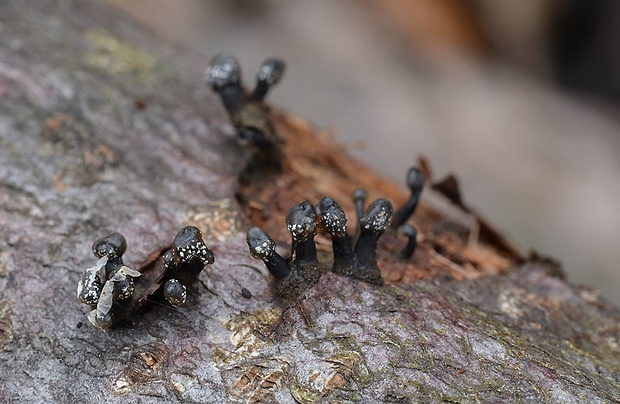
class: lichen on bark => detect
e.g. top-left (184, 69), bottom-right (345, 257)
top-left (1, 0), bottom-right (620, 403)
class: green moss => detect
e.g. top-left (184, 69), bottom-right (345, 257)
top-left (84, 30), bottom-right (156, 76)
top-left (289, 381), bottom-right (320, 403)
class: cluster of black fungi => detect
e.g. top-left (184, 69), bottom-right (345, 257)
top-left (247, 167), bottom-right (424, 300)
top-left (77, 168), bottom-right (424, 328)
top-left (77, 54), bottom-right (426, 328)
top-left (77, 226), bottom-right (214, 329)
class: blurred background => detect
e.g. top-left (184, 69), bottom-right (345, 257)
top-left (105, 0), bottom-right (620, 305)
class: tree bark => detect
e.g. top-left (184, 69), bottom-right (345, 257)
top-left (1, 1), bottom-right (619, 402)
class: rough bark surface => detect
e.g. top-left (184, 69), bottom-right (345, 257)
top-left (1, 1), bottom-right (620, 402)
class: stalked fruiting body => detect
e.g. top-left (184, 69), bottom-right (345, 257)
top-left (398, 224), bottom-right (418, 260)
top-left (246, 226), bottom-right (290, 280)
top-left (246, 201), bottom-right (321, 301)
top-left (161, 226), bottom-right (214, 307)
top-left (77, 232), bottom-right (141, 330)
top-left (317, 197), bottom-right (355, 271)
top-left (391, 167), bottom-right (425, 228)
top-left (352, 188), bottom-right (368, 226)
top-left (204, 54), bottom-right (286, 171)
top-left (318, 196), bottom-right (393, 286)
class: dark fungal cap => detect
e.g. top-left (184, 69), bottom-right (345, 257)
top-left (77, 259), bottom-right (105, 305)
top-left (352, 188), bottom-right (368, 205)
top-left (92, 232), bottom-right (127, 259)
top-left (171, 226), bottom-right (215, 266)
top-left (160, 226), bottom-right (215, 308)
top-left (251, 57), bottom-right (286, 101)
top-left (164, 279), bottom-right (187, 307)
top-left (110, 265), bottom-right (140, 300)
top-left (246, 226), bottom-right (276, 260)
top-left (256, 57), bottom-right (285, 86)
top-left (360, 198), bottom-right (393, 233)
top-left (245, 226), bottom-right (290, 281)
top-left (162, 250), bottom-right (175, 270)
top-left (318, 197), bottom-right (348, 237)
top-left (285, 201), bottom-right (317, 243)
top-left (203, 53), bottom-right (241, 91)
top-left (392, 166), bottom-right (425, 228)
top-left (406, 166), bottom-right (425, 192)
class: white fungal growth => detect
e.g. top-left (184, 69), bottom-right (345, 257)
top-left (114, 265), bottom-right (141, 279)
top-left (96, 279), bottom-right (115, 317)
top-left (77, 255), bottom-right (108, 304)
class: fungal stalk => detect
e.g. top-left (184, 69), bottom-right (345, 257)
top-left (398, 224), bottom-right (418, 260)
top-left (319, 196), bottom-right (393, 285)
top-left (203, 54), bottom-right (245, 114)
top-left (286, 201), bottom-right (318, 267)
top-left (352, 188), bottom-right (367, 231)
top-left (317, 197), bottom-right (354, 270)
top-left (353, 198), bottom-right (393, 285)
top-left (204, 53), bottom-right (286, 172)
top-left (250, 57), bottom-right (286, 101)
top-left (391, 166), bottom-right (425, 228)
top-left (246, 226), bottom-right (290, 280)
top-left (246, 201), bottom-right (321, 300)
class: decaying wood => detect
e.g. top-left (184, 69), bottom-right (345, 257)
top-left (1, 1), bottom-right (620, 402)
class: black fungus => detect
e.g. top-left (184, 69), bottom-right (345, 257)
top-left (204, 53), bottom-right (286, 172)
top-left (391, 166), bottom-right (425, 228)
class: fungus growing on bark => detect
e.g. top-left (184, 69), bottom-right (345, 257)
top-left (161, 226), bottom-right (215, 307)
top-left (352, 188), bottom-right (368, 226)
top-left (78, 227), bottom-right (214, 328)
top-left (398, 224), bottom-right (418, 260)
top-left (163, 279), bottom-right (187, 308)
top-left (391, 166), bottom-right (425, 228)
top-left (77, 232), bottom-right (141, 330)
top-left (204, 53), bottom-right (286, 172)
top-left (250, 57), bottom-right (286, 101)
top-left (317, 197), bottom-right (355, 270)
top-left (246, 201), bottom-right (322, 300)
top-left (246, 226), bottom-right (290, 280)
top-left (318, 196), bottom-right (393, 285)
top-left (285, 201), bottom-right (318, 268)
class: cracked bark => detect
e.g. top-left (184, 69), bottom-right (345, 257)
top-left (1, 1), bottom-right (619, 402)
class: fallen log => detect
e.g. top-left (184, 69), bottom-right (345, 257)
top-left (0, 1), bottom-right (619, 402)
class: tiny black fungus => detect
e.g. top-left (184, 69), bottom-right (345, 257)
top-left (163, 279), bottom-right (187, 307)
top-left (250, 196), bottom-right (395, 296)
top-left (353, 198), bottom-right (393, 285)
top-left (246, 201), bottom-right (322, 301)
top-left (398, 224), bottom-right (418, 260)
top-left (352, 188), bottom-right (368, 226)
top-left (92, 232), bottom-right (127, 261)
top-left (77, 232), bottom-right (141, 330)
top-left (78, 227), bottom-right (214, 329)
top-left (317, 197), bottom-right (355, 271)
top-left (250, 57), bottom-right (285, 102)
top-left (285, 201), bottom-right (318, 267)
top-left (318, 196), bottom-right (393, 286)
top-left (204, 53), bottom-right (286, 172)
top-left (161, 226), bottom-right (215, 307)
top-left (391, 166), bottom-right (425, 228)
top-left (246, 226), bottom-right (290, 280)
